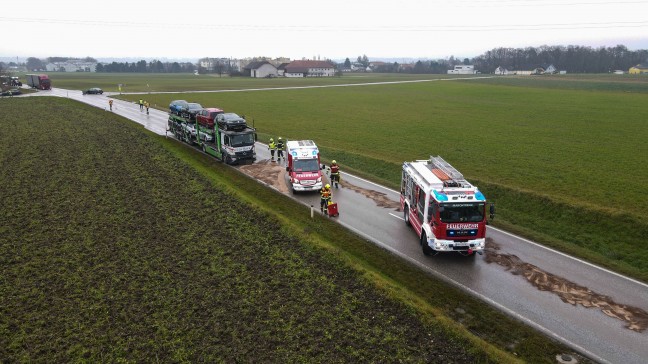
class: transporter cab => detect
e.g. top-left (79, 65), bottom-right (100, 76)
top-left (401, 156), bottom-right (494, 257)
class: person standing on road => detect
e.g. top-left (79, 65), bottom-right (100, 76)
top-left (320, 184), bottom-right (332, 214)
top-left (108, 99), bottom-right (113, 111)
top-left (329, 160), bottom-right (341, 188)
top-left (268, 138), bottom-right (276, 162)
top-left (276, 137), bottom-right (284, 162)
top-left (144, 101), bottom-right (150, 115)
top-left (139, 99), bottom-right (143, 111)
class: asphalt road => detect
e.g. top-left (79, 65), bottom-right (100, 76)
top-left (38, 87), bottom-right (648, 364)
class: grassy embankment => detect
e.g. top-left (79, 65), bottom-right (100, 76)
top-left (0, 97), bottom-right (580, 362)
top-left (119, 77), bottom-right (648, 282)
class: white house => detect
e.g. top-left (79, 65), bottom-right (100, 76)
top-left (494, 66), bottom-right (510, 75)
top-left (243, 61), bottom-right (278, 78)
top-left (447, 65), bottom-right (476, 74)
top-left (284, 60), bottom-right (335, 77)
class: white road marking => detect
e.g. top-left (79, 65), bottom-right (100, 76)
top-left (389, 213), bottom-right (404, 220)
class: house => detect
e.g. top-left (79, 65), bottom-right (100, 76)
top-left (629, 64), bottom-right (648, 74)
top-left (447, 65), bottom-right (476, 74)
top-left (494, 66), bottom-right (510, 75)
top-left (243, 61), bottom-right (278, 78)
top-left (284, 60), bottom-right (335, 77)
top-left (544, 64), bottom-right (557, 74)
top-left (277, 63), bottom-right (289, 77)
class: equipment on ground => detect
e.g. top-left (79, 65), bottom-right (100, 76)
top-left (400, 156), bottom-right (494, 257)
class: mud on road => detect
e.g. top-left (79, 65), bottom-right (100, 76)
top-left (340, 180), bottom-right (401, 210)
top-left (238, 164), bottom-right (401, 211)
top-left (484, 239), bottom-right (648, 332)
top-left (239, 159), bottom-right (290, 194)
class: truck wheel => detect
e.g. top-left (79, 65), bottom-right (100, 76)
top-left (404, 206), bottom-right (411, 226)
top-left (421, 233), bottom-right (433, 256)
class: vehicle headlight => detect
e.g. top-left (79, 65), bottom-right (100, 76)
top-left (316, 177), bottom-right (322, 183)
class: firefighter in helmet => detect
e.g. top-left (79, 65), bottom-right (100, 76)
top-left (320, 183), bottom-right (332, 214)
top-left (269, 138), bottom-right (276, 161)
top-left (329, 160), bottom-right (340, 188)
top-left (276, 137), bottom-right (284, 162)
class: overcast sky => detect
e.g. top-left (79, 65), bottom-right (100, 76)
top-left (2, 0), bottom-right (647, 61)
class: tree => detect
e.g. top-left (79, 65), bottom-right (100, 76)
top-left (463, 58), bottom-right (471, 65)
top-left (344, 58), bottom-right (351, 68)
top-left (95, 63), bottom-right (104, 72)
top-left (26, 57), bottom-right (44, 71)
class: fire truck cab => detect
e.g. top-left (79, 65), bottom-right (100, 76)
top-left (401, 156), bottom-right (492, 256)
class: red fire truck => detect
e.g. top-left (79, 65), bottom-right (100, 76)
top-left (400, 156), bottom-right (494, 256)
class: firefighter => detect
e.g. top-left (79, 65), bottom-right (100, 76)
top-left (276, 137), bottom-right (284, 162)
top-left (144, 101), bottom-right (150, 115)
top-left (108, 99), bottom-right (113, 111)
top-left (268, 138), bottom-right (276, 161)
top-left (320, 184), bottom-right (332, 214)
top-left (329, 160), bottom-right (340, 188)
top-left (139, 99), bottom-right (143, 111)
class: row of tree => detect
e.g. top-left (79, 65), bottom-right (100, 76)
top-left (97, 60), bottom-right (196, 73)
top-left (472, 45), bottom-right (648, 73)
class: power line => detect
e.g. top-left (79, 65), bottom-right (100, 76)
top-left (0, 17), bottom-right (647, 32)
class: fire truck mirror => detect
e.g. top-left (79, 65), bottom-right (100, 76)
top-left (286, 166), bottom-right (290, 172)
top-left (254, 133), bottom-right (257, 141)
top-left (489, 204), bottom-right (496, 219)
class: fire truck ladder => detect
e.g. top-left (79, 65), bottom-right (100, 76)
top-left (429, 156), bottom-right (470, 188)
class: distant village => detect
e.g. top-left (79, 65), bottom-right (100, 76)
top-left (3, 44), bottom-right (648, 76)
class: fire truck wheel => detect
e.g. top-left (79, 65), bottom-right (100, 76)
top-left (421, 233), bottom-right (433, 256)
top-left (404, 206), bottom-right (411, 226)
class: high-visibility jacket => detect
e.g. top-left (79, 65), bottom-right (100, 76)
top-left (330, 164), bottom-right (339, 174)
top-left (269, 141), bottom-right (276, 150)
top-left (277, 141), bottom-right (284, 150)
top-left (320, 188), bottom-right (331, 199)
top-left (139, 99), bottom-right (143, 104)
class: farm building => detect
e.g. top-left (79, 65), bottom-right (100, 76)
top-left (447, 65), bottom-right (476, 74)
top-left (46, 61), bottom-right (97, 72)
top-left (243, 61), bottom-right (278, 78)
top-left (629, 64), bottom-right (648, 74)
top-left (284, 60), bottom-right (336, 77)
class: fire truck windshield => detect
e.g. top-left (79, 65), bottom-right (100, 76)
top-left (438, 203), bottom-right (485, 223)
top-left (294, 159), bottom-right (320, 172)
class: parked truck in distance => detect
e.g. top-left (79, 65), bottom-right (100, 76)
top-left (26, 74), bottom-right (51, 90)
top-left (285, 140), bottom-right (323, 193)
top-left (401, 156), bottom-right (494, 257)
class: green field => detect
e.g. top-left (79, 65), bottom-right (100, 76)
top-left (30, 71), bottom-right (472, 92)
top-left (113, 75), bottom-right (648, 281)
top-left (1, 97), bottom-right (582, 362)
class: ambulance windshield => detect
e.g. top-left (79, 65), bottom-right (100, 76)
top-left (294, 159), bottom-right (320, 172)
top-left (439, 203), bottom-right (484, 223)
